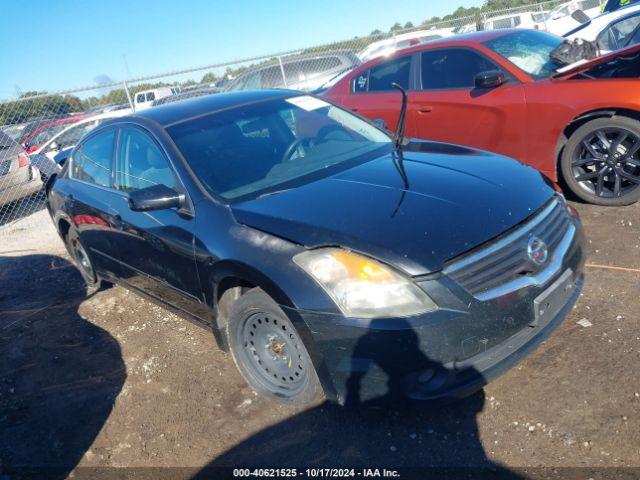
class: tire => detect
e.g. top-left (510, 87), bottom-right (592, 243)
top-left (226, 288), bottom-right (324, 406)
top-left (65, 229), bottom-right (100, 288)
top-left (561, 116), bottom-right (640, 206)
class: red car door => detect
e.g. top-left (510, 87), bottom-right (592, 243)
top-left (408, 47), bottom-right (527, 162)
top-left (334, 53), bottom-right (414, 132)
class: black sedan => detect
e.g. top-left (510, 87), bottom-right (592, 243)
top-left (46, 90), bottom-right (586, 405)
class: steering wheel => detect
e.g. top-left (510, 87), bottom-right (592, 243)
top-left (282, 136), bottom-right (315, 162)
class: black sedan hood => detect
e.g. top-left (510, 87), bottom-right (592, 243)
top-left (231, 142), bottom-right (555, 276)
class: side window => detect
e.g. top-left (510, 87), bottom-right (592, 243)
top-left (136, 93), bottom-right (145, 104)
top-left (146, 92), bottom-right (156, 102)
top-left (116, 128), bottom-right (175, 192)
top-left (628, 21), bottom-right (640, 47)
top-left (421, 49), bottom-right (497, 90)
top-left (353, 55), bottom-right (411, 93)
top-left (71, 130), bottom-right (115, 187)
top-left (599, 15), bottom-right (640, 50)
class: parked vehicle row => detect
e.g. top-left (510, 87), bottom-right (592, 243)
top-left (565, 3), bottom-right (640, 53)
top-left (28, 109), bottom-right (132, 180)
top-left (0, 131), bottom-right (41, 208)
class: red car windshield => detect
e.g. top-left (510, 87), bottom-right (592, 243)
top-left (483, 30), bottom-right (564, 80)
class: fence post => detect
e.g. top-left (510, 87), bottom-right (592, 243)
top-left (123, 81), bottom-right (134, 111)
top-left (277, 56), bottom-right (288, 88)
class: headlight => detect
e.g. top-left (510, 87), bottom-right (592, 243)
top-left (293, 248), bottom-right (437, 319)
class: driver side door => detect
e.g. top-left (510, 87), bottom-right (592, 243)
top-left (107, 125), bottom-right (205, 318)
top-left (408, 47), bottom-right (527, 162)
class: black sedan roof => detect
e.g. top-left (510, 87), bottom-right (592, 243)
top-left (135, 90), bottom-right (300, 127)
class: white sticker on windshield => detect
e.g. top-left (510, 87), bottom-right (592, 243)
top-left (286, 95), bottom-right (329, 111)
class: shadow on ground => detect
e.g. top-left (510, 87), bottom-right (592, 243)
top-left (0, 254), bottom-right (125, 479)
top-left (200, 318), bottom-right (523, 480)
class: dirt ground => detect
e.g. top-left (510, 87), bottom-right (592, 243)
top-left (0, 201), bottom-right (639, 480)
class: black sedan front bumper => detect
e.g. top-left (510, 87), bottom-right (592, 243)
top-left (285, 223), bottom-right (586, 405)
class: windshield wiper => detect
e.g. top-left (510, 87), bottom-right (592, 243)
top-left (391, 82), bottom-right (408, 151)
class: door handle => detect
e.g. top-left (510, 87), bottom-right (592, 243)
top-left (351, 108), bottom-right (359, 112)
top-left (418, 105), bottom-right (433, 114)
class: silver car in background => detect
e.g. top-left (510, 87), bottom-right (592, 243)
top-left (0, 131), bottom-right (41, 208)
top-left (224, 50), bottom-right (360, 92)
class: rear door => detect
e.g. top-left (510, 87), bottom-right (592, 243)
top-left (408, 47), bottom-right (527, 161)
top-left (338, 53), bottom-right (414, 131)
top-left (66, 128), bottom-right (123, 278)
top-left (107, 125), bottom-right (204, 317)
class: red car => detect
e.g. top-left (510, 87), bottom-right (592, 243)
top-left (22, 116), bottom-right (82, 154)
top-left (323, 29), bottom-right (640, 206)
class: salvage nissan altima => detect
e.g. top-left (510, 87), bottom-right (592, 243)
top-left (46, 90), bottom-right (586, 405)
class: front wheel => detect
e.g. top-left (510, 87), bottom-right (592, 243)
top-left (561, 116), bottom-right (640, 206)
top-left (226, 288), bottom-right (324, 406)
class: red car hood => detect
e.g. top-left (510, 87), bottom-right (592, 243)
top-left (554, 44), bottom-right (640, 79)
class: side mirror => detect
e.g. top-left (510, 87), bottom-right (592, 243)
top-left (474, 70), bottom-right (506, 89)
top-left (128, 184), bottom-right (184, 212)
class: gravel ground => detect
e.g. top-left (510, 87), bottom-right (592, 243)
top-left (0, 201), bottom-right (638, 480)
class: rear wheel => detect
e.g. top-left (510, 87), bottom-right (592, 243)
top-left (561, 116), bottom-right (640, 206)
top-left (66, 229), bottom-right (100, 288)
top-left (226, 288), bottom-right (324, 405)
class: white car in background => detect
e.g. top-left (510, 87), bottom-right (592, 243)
top-left (483, 11), bottom-right (547, 30)
top-left (565, 4), bottom-right (640, 53)
top-left (358, 29), bottom-right (455, 62)
top-left (538, 0), bottom-right (602, 35)
top-left (28, 109), bottom-right (132, 179)
top-left (133, 87), bottom-right (180, 111)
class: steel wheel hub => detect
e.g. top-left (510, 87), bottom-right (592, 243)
top-left (239, 312), bottom-right (307, 395)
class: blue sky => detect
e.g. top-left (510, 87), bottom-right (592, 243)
top-left (0, 0), bottom-right (483, 99)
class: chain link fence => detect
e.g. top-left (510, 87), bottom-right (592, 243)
top-left (0, 0), bottom-right (605, 236)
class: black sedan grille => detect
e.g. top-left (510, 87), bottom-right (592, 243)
top-left (443, 197), bottom-right (574, 300)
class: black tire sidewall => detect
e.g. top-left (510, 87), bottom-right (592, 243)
top-left (225, 288), bottom-right (323, 406)
top-left (561, 116), bottom-right (640, 206)
top-left (66, 229), bottom-right (99, 287)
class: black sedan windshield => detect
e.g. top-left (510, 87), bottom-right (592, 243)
top-left (483, 30), bottom-right (564, 80)
top-left (166, 96), bottom-right (391, 201)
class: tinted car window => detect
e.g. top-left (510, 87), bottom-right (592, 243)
top-left (421, 49), bottom-right (497, 90)
top-left (71, 130), bottom-right (115, 187)
top-left (136, 93), bottom-right (145, 103)
top-left (597, 14), bottom-right (640, 50)
top-left (116, 128), bottom-right (175, 192)
top-left (489, 17), bottom-right (515, 29)
top-left (354, 55), bottom-right (411, 93)
top-left (146, 92), bottom-right (156, 102)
